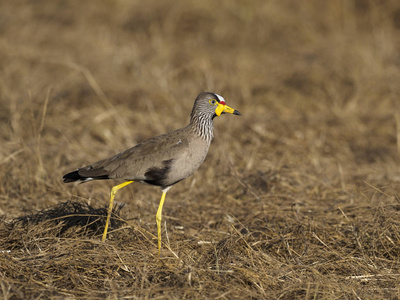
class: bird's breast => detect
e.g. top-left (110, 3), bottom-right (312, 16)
top-left (162, 137), bottom-right (211, 186)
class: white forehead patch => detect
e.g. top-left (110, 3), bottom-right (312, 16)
top-left (215, 94), bottom-right (226, 104)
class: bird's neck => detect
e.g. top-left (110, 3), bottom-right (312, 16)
top-left (189, 114), bottom-right (214, 142)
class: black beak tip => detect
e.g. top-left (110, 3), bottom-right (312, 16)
top-left (233, 110), bottom-right (241, 116)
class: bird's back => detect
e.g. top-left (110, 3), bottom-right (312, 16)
top-left (69, 125), bottom-right (210, 187)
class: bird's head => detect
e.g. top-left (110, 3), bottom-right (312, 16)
top-left (191, 92), bottom-right (241, 121)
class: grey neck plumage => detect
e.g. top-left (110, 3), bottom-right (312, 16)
top-left (190, 112), bottom-right (214, 142)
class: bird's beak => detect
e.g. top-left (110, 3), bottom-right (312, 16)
top-left (215, 103), bottom-right (241, 117)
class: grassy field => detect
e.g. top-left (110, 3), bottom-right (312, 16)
top-left (1, 0), bottom-right (400, 298)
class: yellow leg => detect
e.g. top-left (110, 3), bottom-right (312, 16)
top-left (102, 181), bottom-right (134, 242)
top-left (156, 191), bottom-right (168, 254)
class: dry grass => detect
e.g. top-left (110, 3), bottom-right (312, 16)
top-left (1, 0), bottom-right (400, 298)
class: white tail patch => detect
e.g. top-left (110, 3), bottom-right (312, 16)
top-left (81, 177), bottom-right (94, 183)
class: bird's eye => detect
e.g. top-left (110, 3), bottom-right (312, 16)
top-left (209, 99), bottom-right (217, 105)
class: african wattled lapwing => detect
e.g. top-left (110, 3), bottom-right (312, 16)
top-left (63, 92), bottom-right (241, 253)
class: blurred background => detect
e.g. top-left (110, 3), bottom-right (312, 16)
top-left (1, 0), bottom-right (399, 210)
top-left (1, 0), bottom-right (400, 298)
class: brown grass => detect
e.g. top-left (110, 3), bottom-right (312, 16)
top-left (1, 0), bottom-right (400, 298)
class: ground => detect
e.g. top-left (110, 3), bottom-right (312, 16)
top-left (1, 1), bottom-right (400, 299)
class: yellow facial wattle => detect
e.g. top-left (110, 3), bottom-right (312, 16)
top-left (215, 103), bottom-right (225, 116)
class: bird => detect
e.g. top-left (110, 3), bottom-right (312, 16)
top-left (63, 92), bottom-right (241, 253)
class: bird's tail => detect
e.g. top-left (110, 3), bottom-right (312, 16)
top-left (63, 169), bottom-right (110, 183)
top-left (63, 170), bottom-right (87, 183)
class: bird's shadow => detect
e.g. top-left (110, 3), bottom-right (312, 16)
top-left (9, 200), bottom-right (126, 238)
